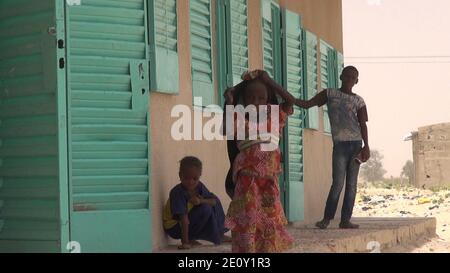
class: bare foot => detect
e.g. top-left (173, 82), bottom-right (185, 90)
top-left (190, 240), bottom-right (203, 246)
top-left (178, 243), bottom-right (191, 250)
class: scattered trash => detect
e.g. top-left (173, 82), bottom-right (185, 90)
top-left (368, 196), bottom-right (387, 206)
top-left (355, 185), bottom-right (450, 253)
top-left (418, 197), bottom-right (431, 205)
top-left (432, 198), bottom-right (445, 205)
top-left (384, 195), bottom-right (395, 201)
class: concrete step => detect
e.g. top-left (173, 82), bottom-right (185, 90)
top-left (157, 217), bottom-right (436, 253)
top-left (289, 217), bottom-right (436, 253)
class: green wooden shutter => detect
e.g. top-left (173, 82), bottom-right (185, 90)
top-left (190, 0), bottom-right (214, 106)
top-left (65, 0), bottom-right (151, 252)
top-left (149, 0), bottom-right (179, 94)
top-left (331, 50), bottom-right (339, 88)
top-left (262, 0), bottom-right (282, 84)
top-left (320, 40), bottom-right (332, 134)
top-left (216, 0), bottom-right (248, 106)
top-left (0, 0), bottom-right (63, 253)
top-left (282, 9), bottom-right (304, 222)
top-left (229, 0), bottom-right (249, 85)
top-left (337, 51), bottom-right (344, 87)
top-left (303, 30), bottom-right (319, 130)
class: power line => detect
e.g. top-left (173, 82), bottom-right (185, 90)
top-left (352, 61), bottom-right (450, 64)
top-left (347, 55), bottom-right (450, 64)
top-left (349, 61), bottom-right (450, 64)
top-left (347, 55), bottom-right (450, 59)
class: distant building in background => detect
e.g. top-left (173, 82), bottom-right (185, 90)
top-left (405, 123), bottom-right (450, 189)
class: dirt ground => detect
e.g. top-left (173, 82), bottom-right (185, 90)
top-left (353, 183), bottom-right (450, 253)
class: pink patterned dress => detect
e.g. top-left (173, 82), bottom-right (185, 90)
top-left (225, 106), bottom-right (294, 253)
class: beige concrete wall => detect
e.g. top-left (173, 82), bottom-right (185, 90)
top-left (412, 123), bottom-right (450, 189)
top-left (150, 0), bottom-right (230, 251)
top-left (150, 0), bottom-right (343, 250)
top-left (278, 0), bottom-right (343, 52)
top-left (248, 0), bottom-right (263, 69)
top-left (411, 132), bottom-right (422, 188)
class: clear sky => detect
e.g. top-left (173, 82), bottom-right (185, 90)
top-left (342, 0), bottom-right (450, 176)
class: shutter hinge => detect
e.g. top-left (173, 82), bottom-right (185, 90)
top-left (58, 39), bottom-right (65, 49)
top-left (59, 58), bottom-right (65, 69)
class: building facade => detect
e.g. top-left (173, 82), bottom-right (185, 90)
top-left (0, 0), bottom-right (344, 252)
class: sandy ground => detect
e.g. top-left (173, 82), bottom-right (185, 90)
top-left (353, 183), bottom-right (450, 253)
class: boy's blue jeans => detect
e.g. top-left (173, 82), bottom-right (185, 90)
top-left (323, 141), bottom-right (362, 222)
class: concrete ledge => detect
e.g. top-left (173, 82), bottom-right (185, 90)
top-left (157, 217), bottom-right (436, 253)
top-left (289, 217), bottom-right (436, 253)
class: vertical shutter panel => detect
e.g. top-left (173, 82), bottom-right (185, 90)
top-left (216, 0), bottom-right (249, 106)
top-left (262, 0), bottom-right (281, 84)
top-left (190, 0), bottom-right (214, 106)
top-left (0, 0), bottom-right (60, 252)
top-left (337, 51), bottom-right (344, 87)
top-left (282, 9), bottom-right (304, 222)
top-left (149, 0), bottom-right (179, 94)
top-left (320, 40), bottom-right (332, 134)
top-left (304, 30), bottom-right (319, 130)
top-left (230, 0), bottom-right (249, 85)
top-left (65, 0), bottom-right (151, 252)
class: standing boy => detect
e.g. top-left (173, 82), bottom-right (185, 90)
top-left (295, 66), bottom-right (370, 229)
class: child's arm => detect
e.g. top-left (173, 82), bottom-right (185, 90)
top-left (199, 197), bottom-right (217, 207)
top-left (259, 71), bottom-right (295, 112)
top-left (295, 91), bottom-right (327, 109)
top-left (358, 106), bottom-right (371, 161)
top-left (178, 214), bottom-right (191, 249)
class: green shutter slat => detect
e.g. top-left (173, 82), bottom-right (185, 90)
top-left (149, 0), bottom-right (179, 94)
top-left (282, 9), bottom-right (304, 222)
top-left (191, 0), bottom-right (214, 106)
top-left (304, 30), bottom-right (319, 130)
top-left (154, 0), bottom-right (177, 50)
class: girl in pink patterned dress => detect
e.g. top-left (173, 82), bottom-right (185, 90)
top-left (223, 70), bottom-right (296, 253)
